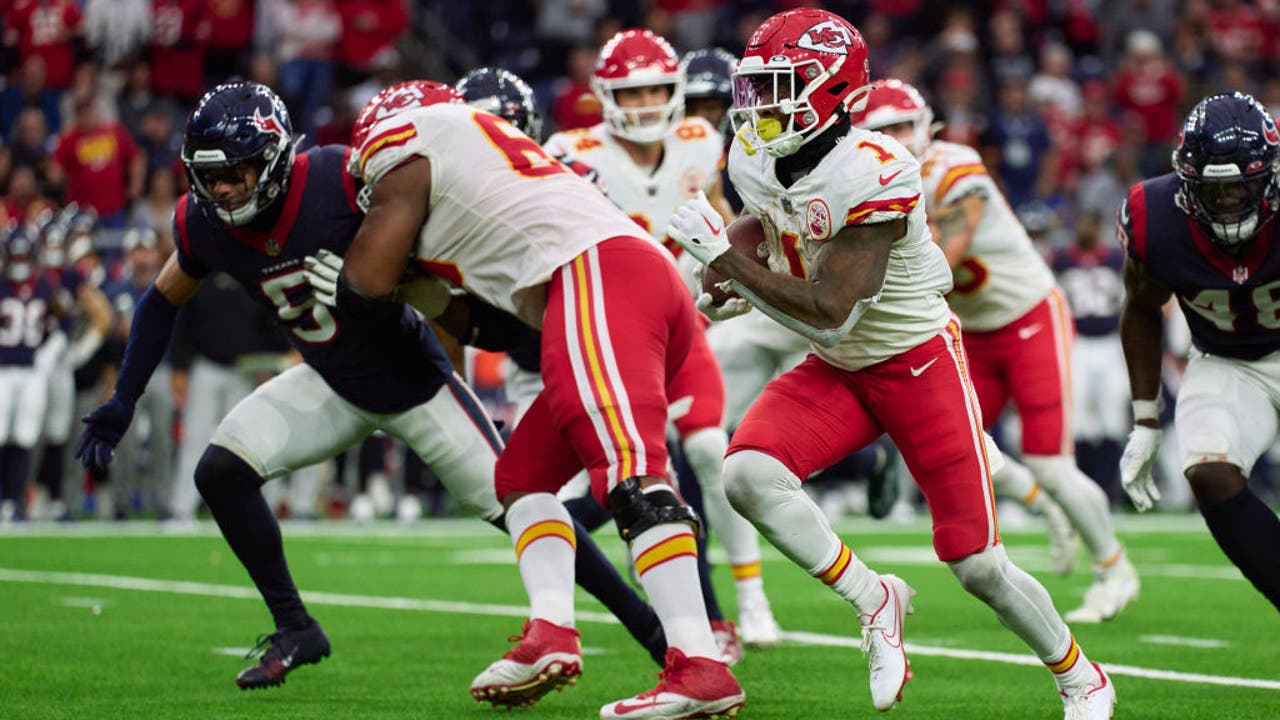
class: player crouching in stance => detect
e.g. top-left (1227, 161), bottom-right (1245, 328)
top-left (669, 9), bottom-right (1113, 718)
top-left (1119, 92), bottom-right (1280, 612)
top-left (321, 81), bottom-right (743, 718)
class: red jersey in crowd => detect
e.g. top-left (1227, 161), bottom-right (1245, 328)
top-left (206, 0), bottom-right (254, 49)
top-left (151, 0), bottom-right (212, 100)
top-left (52, 122), bottom-right (140, 218)
top-left (1112, 65), bottom-right (1183, 144)
top-left (336, 0), bottom-right (408, 71)
top-left (551, 79), bottom-right (602, 132)
top-left (4, 0), bottom-right (83, 90)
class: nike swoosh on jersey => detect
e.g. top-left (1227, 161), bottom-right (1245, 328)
top-left (879, 169), bottom-right (903, 186)
top-left (909, 358), bottom-right (938, 377)
top-left (1017, 324), bottom-right (1043, 340)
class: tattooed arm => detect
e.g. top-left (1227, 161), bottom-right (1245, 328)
top-left (929, 191), bottom-right (986, 269)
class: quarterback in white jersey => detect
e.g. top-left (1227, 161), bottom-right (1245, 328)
top-left (669, 10), bottom-right (1112, 719)
top-left (861, 79), bottom-right (1138, 624)
top-left (336, 80), bottom-right (744, 720)
top-left (545, 29), bottom-right (783, 651)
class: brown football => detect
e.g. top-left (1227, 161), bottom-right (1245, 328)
top-left (701, 213), bottom-right (769, 301)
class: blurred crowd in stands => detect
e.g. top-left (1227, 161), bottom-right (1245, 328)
top-left (1, 0), bottom-right (1277, 523)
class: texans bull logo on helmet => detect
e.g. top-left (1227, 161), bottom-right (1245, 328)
top-left (252, 107), bottom-right (288, 139)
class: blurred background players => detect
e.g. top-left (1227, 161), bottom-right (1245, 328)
top-left (543, 29), bottom-right (782, 651)
top-left (1118, 91), bottom-right (1280, 613)
top-left (860, 79), bottom-right (1139, 623)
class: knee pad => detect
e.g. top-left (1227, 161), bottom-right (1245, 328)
top-left (947, 545), bottom-right (1010, 602)
top-left (721, 450), bottom-right (800, 521)
top-left (194, 445), bottom-right (264, 500)
top-left (608, 477), bottom-right (700, 543)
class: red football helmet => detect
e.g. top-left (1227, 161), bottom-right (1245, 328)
top-left (591, 29), bottom-right (685, 143)
top-left (859, 79), bottom-right (935, 158)
top-left (730, 9), bottom-right (871, 157)
top-left (350, 80), bottom-right (464, 150)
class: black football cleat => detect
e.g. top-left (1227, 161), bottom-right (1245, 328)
top-left (235, 620), bottom-right (331, 690)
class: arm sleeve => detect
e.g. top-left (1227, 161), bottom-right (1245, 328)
top-left (112, 286), bottom-right (180, 404)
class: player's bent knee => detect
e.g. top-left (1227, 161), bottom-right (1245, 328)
top-left (1185, 462), bottom-right (1247, 506)
top-left (608, 477), bottom-right (699, 543)
top-left (722, 449), bottom-right (801, 521)
top-left (194, 445), bottom-right (264, 500)
top-left (947, 545), bottom-right (1011, 602)
top-left (682, 427), bottom-right (728, 491)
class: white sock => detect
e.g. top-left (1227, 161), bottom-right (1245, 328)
top-left (991, 455), bottom-right (1042, 507)
top-left (948, 546), bottom-right (1071, 660)
top-left (723, 450), bottom-right (882, 612)
top-left (1046, 634), bottom-right (1098, 689)
top-left (506, 493), bottom-right (576, 627)
top-left (1023, 455), bottom-right (1123, 563)
top-left (682, 428), bottom-right (765, 582)
top-left (631, 520), bottom-right (719, 660)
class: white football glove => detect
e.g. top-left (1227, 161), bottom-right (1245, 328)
top-left (666, 191), bottom-right (729, 266)
top-left (1119, 424), bottom-right (1162, 512)
top-left (696, 292), bottom-right (751, 321)
top-left (303, 249), bottom-right (343, 307)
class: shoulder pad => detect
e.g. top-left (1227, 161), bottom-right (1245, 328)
top-left (351, 110), bottom-right (430, 186)
top-left (841, 134), bottom-right (923, 227)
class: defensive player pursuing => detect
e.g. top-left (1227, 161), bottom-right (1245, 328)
top-left (543, 29), bottom-right (781, 649)
top-left (1118, 91), bottom-right (1280, 612)
top-left (75, 82), bottom-right (667, 691)
top-left (321, 80), bottom-right (744, 719)
top-left (669, 9), bottom-right (1112, 717)
top-left (859, 79), bottom-right (1139, 622)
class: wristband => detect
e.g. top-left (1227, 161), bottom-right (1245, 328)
top-left (1132, 399), bottom-right (1159, 423)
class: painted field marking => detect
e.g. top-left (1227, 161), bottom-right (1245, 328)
top-left (1140, 635), bottom-right (1231, 649)
top-left (2, 567), bottom-right (1275, 692)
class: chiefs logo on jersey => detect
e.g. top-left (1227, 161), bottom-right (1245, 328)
top-left (797, 20), bottom-right (854, 55)
top-left (253, 108), bottom-right (287, 138)
top-left (806, 199), bottom-right (832, 241)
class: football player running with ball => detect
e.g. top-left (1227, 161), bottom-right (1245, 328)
top-left (1118, 91), bottom-right (1280, 613)
top-left (668, 9), bottom-right (1113, 718)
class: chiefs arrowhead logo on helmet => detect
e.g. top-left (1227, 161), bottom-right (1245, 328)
top-left (797, 20), bottom-right (853, 55)
top-left (252, 107), bottom-right (287, 138)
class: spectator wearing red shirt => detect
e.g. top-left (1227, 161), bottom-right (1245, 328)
top-left (1060, 81), bottom-right (1124, 191)
top-left (3, 0), bottom-right (83, 91)
top-left (335, 0), bottom-right (408, 87)
top-left (204, 0), bottom-right (255, 87)
top-left (150, 0), bottom-right (212, 103)
top-left (1111, 29), bottom-right (1184, 177)
top-left (47, 99), bottom-right (145, 229)
top-left (1208, 0), bottom-right (1266, 64)
top-left (550, 45), bottom-right (602, 133)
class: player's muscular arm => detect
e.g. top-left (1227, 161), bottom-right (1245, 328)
top-left (711, 218), bottom-right (900, 346)
top-left (343, 158), bottom-right (432, 300)
top-left (929, 193), bottom-right (985, 268)
top-left (1120, 256), bottom-right (1172, 428)
top-left (154, 252), bottom-right (204, 305)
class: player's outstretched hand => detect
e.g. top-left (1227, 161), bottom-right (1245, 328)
top-left (303, 250), bottom-right (343, 307)
top-left (1119, 424), bottom-right (1162, 512)
top-left (75, 396), bottom-right (135, 475)
top-left (666, 191), bottom-right (730, 266)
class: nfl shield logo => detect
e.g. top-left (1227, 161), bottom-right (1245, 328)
top-left (1233, 265), bottom-right (1249, 284)
top-left (266, 239), bottom-right (281, 256)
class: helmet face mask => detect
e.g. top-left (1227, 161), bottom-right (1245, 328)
top-left (182, 82), bottom-right (295, 227)
top-left (1173, 91), bottom-right (1280, 248)
top-left (729, 9), bottom-right (871, 158)
top-left (593, 29), bottom-right (686, 144)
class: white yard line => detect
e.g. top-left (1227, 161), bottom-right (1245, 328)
top-left (2, 567), bottom-right (1274, 692)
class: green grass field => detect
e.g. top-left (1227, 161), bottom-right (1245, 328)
top-left (0, 515), bottom-right (1275, 719)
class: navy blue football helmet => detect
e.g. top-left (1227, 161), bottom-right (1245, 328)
top-left (1173, 92), bottom-right (1280, 247)
top-left (681, 48), bottom-right (736, 134)
top-left (456, 67), bottom-right (543, 141)
top-left (182, 82), bottom-right (296, 226)
top-left (5, 226), bottom-right (37, 283)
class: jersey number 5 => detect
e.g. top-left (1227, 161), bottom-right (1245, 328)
top-left (259, 270), bottom-right (337, 344)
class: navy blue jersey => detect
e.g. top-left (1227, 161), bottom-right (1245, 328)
top-left (173, 145), bottom-right (453, 414)
top-left (0, 277), bottom-right (56, 367)
top-left (1052, 245), bottom-right (1124, 337)
top-left (1120, 172), bottom-right (1280, 360)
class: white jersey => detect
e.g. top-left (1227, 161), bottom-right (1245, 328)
top-left (354, 103), bottom-right (645, 326)
top-left (544, 117), bottom-right (725, 250)
top-left (728, 128), bottom-right (953, 371)
top-left (920, 140), bottom-right (1055, 331)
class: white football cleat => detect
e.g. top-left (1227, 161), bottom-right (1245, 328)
top-left (736, 589), bottom-right (782, 649)
top-left (471, 619), bottom-right (582, 709)
top-left (1064, 556), bottom-right (1139, 623)
top-left (1042, 497), bottom-right (1081, 576)
top-left (859, 574), bottom-right (915, 711)
top-left (1061, 662), bottom-right (1116, 719)
top-left (599, 648), bottom-right (745, 720)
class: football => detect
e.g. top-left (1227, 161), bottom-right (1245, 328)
top-left (701, 213), bottom-right (770, 302)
